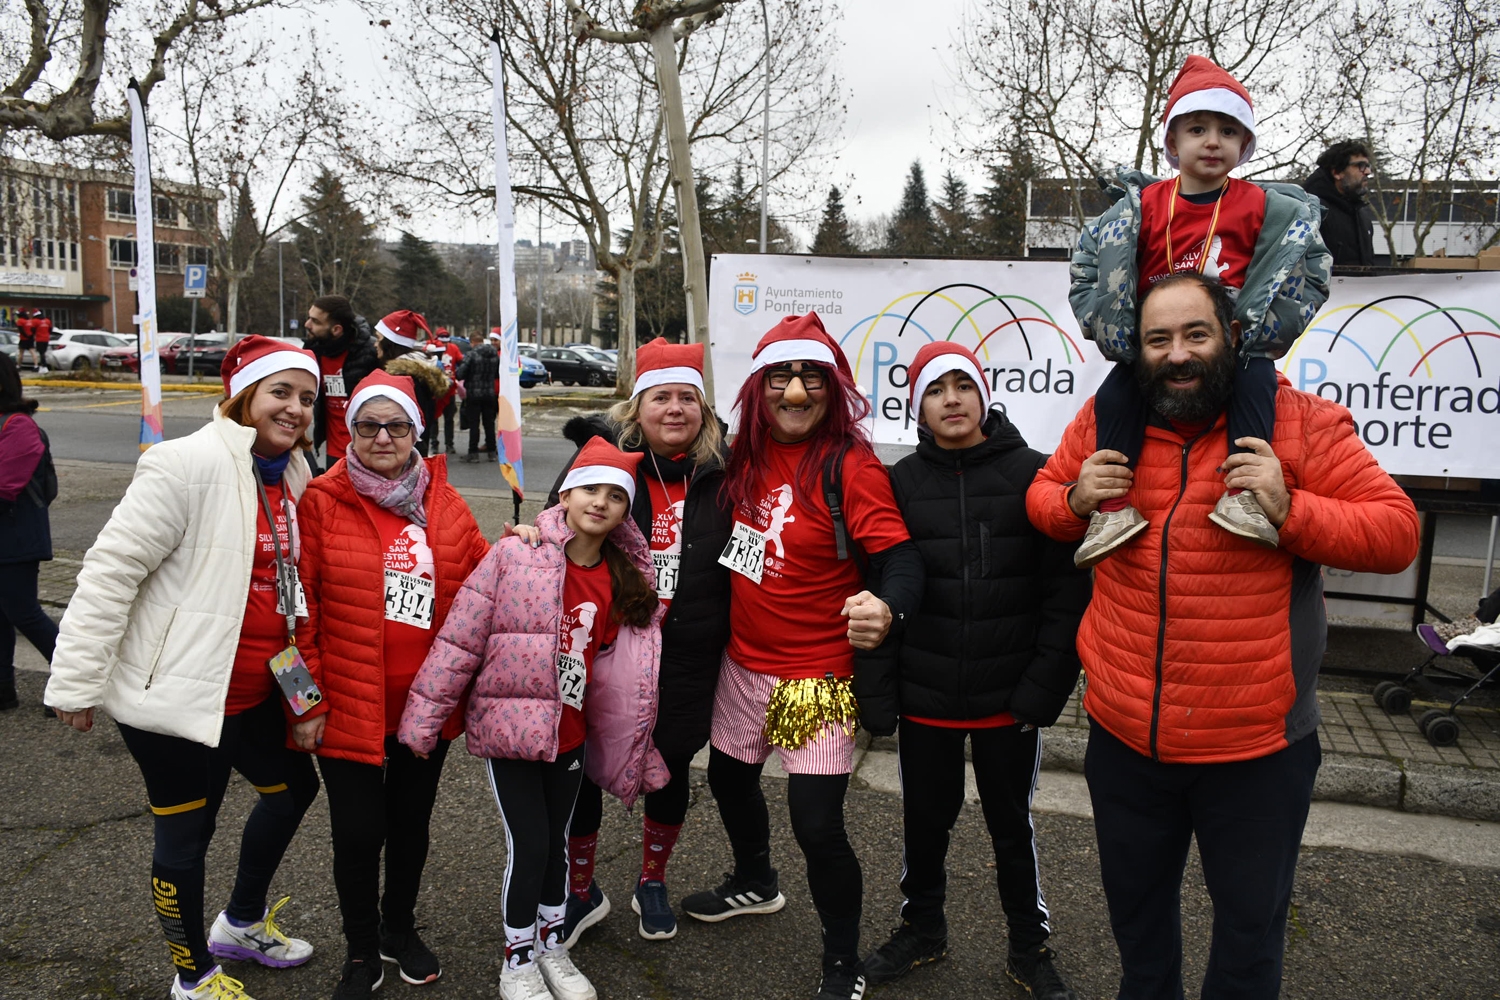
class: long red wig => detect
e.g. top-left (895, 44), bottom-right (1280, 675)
top-left (723, 361), bottom-right (873, 511)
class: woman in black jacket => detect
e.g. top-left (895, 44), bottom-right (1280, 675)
top-left (865, 343), bottom-right (1091, 1000)
top-left (546, 337), bottom-right (732, 946)
top-left (0, 353), bottom-right (56, 711)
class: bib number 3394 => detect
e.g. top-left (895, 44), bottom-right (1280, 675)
top-left (718, 521), bottom-right (767, 584)
top-left (384, 570), bottom-right (435, 628)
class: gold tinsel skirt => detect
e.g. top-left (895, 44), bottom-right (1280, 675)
top-left (762, 674), bottom-right (860, 750)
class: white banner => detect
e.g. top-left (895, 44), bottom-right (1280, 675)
top-left (127, 80), bottom-right (163, 449)
top-left (491, 32), bottom-right (523, 498)
top-left (1278, 271), bottom-right (1500, 478)
top-left (709, 255), bottom-right (1108, 451)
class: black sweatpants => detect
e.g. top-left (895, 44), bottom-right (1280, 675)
top-left (0, 560), bottom-right (57, 691)
top-left (466, 397), bottom-right (497, 455)
top-left (706, 747), bottom-right (863, 964)
top-left (318, 736), bottom-right (451, 958)
top-left (118, 695), bottom-right (319, 981)
top-left (442, 404), bottom-right (456, 451)
top-left (569, 749), bottom-right (696, 837)
top-left (487, 746), bottom-right (587, 931)
top-left (1094, 356), bottom-right (1278, 468)
top-left (1085, 721), bottom-right (1320, 1000)
top-left (896, 718), bottom-right (1050, 951)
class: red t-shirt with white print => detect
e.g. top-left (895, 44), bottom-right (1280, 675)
top-left (556, 558), bottom-right (619, 753)
top-left (368, 504), bottom-right (440, 734)
top-left (228, 482), bottom-right (293, 715)
top-left (1137, 177), bottom-right (1266, 295)
top-left (725, 440), bottom-right (910, 680)
top-left (644, 475), bottom-right (688, 607)
top-left (320, 353), bottom-right (353, 462)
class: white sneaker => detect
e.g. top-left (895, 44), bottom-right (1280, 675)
top-left (537, 949), bottom-right (597, 1000)
top-left (207, 896), bottom-right (313, 968)
top-left (499, 962), bottom-right (554, 1000)
top-left (171, 966), bottom-right (256, 999)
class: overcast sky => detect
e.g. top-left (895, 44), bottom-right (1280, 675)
top-left (292, 0), bottom-right (976, 248)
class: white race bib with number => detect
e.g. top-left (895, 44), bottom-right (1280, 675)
top-left (384, 569), bottom-right (435, 628)
top-left (557, 651), bottom-right (586, 710)
top-left (276, 571), bottom-right (308, 619)
top-left (652, 550), bottom-right (681, 600)
top-left (324, 373), bottom-right (346, 397)
top-left (718, 521), bottom-right (767, 584)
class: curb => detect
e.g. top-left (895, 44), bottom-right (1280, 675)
top-left (521, 394), bottom-right (615, 409)
top-left (22, 378), bottom-right (222, 393)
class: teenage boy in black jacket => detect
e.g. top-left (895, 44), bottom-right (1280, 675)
top-left (865, 342), bottom-right (1090, 1000)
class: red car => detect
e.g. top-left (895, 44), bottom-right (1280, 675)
top-left (99, 334), bottom-right (193, 374)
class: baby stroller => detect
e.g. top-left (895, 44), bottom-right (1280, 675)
top-left (1374, 588), bottom-right (1500, 747)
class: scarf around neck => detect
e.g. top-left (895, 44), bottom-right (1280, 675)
top-left (346, 449), bottom-right (430, 526)
top-left (253, 450), bottom-right (291, 486)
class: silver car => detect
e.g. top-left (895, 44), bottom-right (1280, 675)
top-left (45, 330), bottom-right (133, 372)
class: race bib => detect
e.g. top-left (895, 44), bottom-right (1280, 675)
top-left (323, 373), bottom-right (346, 397)
top-left (275, 568), bottom-right (308, 618)
top-left (718, 521), bottom-right (767, 584)
top-left (384, 569), bottom-right (435, 628)
top-left (558, 651), bottom-right (586, 710)
top-left (652, 550), bottom-right (681, 600)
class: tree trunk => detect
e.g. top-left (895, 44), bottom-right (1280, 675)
top-left (649, 23), bottom-right (715, 408)
top-left (615, 263), bottom-right (637, 398)
top-left (227, 274), bottom-right (241, 341)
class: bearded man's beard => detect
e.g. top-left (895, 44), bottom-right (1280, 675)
top-left (1134, 345), bottom-right (1236, 423)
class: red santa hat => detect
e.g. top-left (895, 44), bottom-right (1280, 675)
top-left (220, 335), bottom-right (321, 399)
top-left (908, 341), bottom-right (991, 416)
top-left (374, 310), bottom-right (433, 349)
top-left (633, 337), bottom-right (705, 398)
top-left (748, 313), bottom-right (852, 380)
top-left (1161, 55), bottom-right (1257, 168)
top-left (558, 436), bottom-right (645, 504)
top-left (346, 370), bottom-right (424, 437)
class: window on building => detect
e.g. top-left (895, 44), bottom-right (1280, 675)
top-left (156, 243), bottom-right (181, 271)
top-left (183, 200), bottom-right (212, 228)
top-left (154, 195), bottom-right (176, 225)
top-left (107, 188), bottom-right (136, 219)
top-left (109, 238), bottom-right (139, 268)
top-left (185, 244), bottom-right (214, 267)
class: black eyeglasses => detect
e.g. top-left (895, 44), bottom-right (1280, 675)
top-left (1348, 160), bottom-right (1372, 172)
top-left (765, 366), bottom-right (827, 390)
top-left (352, 420), bottom-right (415, 439)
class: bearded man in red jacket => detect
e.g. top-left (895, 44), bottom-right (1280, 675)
top-left (1027, 271), bottom-right (1420, 1000)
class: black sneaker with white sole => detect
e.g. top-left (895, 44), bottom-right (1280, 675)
top-left (681, 870), bottom-right (786, 922)
top-left (378, 924), bottom-right (441, 985)
top-left (815, 958), bottom-right (866, 1000)
top-left (331, 957), bottom-right (385, 1000)
top-left (861, 920), bottom-right (947, 985)
top-left (1006, 945), bottom-right (1078, 1000)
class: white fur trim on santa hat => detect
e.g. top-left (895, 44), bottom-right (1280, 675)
top-left (346, 383), bottom-right (424, 437)
top-left (911, 355), bottom-right (990, 417)
top-left (375, 317), bottom-right (420, 349)
top-left (749, 338), bottom-right (837, 373)
top-left (559, 464), bottom-right (637, 504)
top-left (228, 350), bottom-right (321, 399)
top-left (633, 365), bottom-right (705, 398)
top-left (1162, 88), bottom-right (1257, 168)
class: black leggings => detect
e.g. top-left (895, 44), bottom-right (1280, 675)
top-left (487, 745), bottom-right (587, 930)
top-left (706, 747), bottom-right (863, 962)
top-left (1095, 356), bottom-right (1277, 468)
top-left (118, 695), bottom-right (319, 981)
top-left (568, 750), bottom-right (695, 837)
top-left (318, 737), bottom-right (451, 958)
top-left (0, 560), bottom-right (57, 690)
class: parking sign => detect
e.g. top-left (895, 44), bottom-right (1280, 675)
top-left (184, 264), bottom-right (208, 298)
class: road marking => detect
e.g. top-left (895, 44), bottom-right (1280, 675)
top-left (38, 399), bottom-right (146, 411)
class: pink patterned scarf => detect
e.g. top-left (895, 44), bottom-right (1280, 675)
top-left (345, 449), bottom-right (430, 527)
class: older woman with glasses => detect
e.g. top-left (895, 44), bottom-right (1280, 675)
top-left (291, 371), bottom-right (489, 1000)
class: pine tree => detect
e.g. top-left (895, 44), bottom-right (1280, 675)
top-left (290, 168), bottom-right (383, 305)
top-left (885, 160), bottom-right (936, 256)
top-left (812, 186), bottom-right (857, 254)
top-left (392, 231), bottom-right (463, 324)
top-left (975, 139), bottom-right (1038, 257)
top-left (933, 171), bottom-right (977, 256)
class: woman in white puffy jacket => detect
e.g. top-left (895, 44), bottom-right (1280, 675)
top-left (45, 337), bottom-right (325, 1000)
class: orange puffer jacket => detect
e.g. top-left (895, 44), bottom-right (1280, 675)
top-left (297, 456), bottom-right (490, 765)
top-left (1027, 380), bottom-right (1419, 764)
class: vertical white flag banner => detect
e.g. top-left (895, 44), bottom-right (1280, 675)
top-left (127, 79), bottom-right (164, 449)
top-left (491, 31), bottom-right (523, 499)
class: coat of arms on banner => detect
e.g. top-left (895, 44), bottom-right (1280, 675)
top-left (734, 273), bottom-right (758, 315)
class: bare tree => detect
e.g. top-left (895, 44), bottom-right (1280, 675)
top-left (0, 0), bottom-right (283, 141)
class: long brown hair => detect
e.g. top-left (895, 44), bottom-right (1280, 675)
top-left (602, 538), bottom-right (658, 628)
top-left (219, 380), bottom-right (314, 451)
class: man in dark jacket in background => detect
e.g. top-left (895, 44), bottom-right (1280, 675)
top-left (1304, 140), bottom-right (1377, 267)
top-left (302, 294), bottom-right (380, 470)
top-left (864, 342), bottom-right (1089, 1000)
top-left (455, 330), bottom-right (500, 462)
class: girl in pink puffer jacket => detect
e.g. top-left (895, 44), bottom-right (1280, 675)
top-left (399, 438), bottom-right (666, 1000)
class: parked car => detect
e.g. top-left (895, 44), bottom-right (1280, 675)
top-left (99, 334), bottom-right (192, 375)
top-left (165, 334), bottom-right (230, 375)
top-left (45, 330), bottom-right (133, 372)
top-left (537, 345), bottom-right (616, 387)
top-left (603, 348), bottom-right (618, 363)
top-left (518, 342), bottom-right (541, 359)
top-left (566, 343), bottom-right (615, 365)
top-left (0, 330), bottom-right (18, 364)
top-left (518, 353), bottom-right (550, 388)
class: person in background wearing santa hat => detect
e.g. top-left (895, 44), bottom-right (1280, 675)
top-left (681, 314), bottom-right (923, 1000)
top-left (303, 296), bottom-right (381, 472)
top-left (373, 311), bottom-right (452, 459)
top-left (290, 370), bottom-right (489, 999)
top-left (455, 329), bottom-right (501, 462)
top-left (426, 327), bottom-right (465, 454)
top-left (861, 343), bottom-right (1090, 999)
top-left (1068, 54), bottom-right (1331, 568)
top-left (32, 308), bottom-right (53, 370)
top-left (45, 337), bottom-right (326, 1000)
top-left (400, 436), bottom-right (668, 1000)
top-left (15, 308), bottom-right (39, 370)
top-left (545, 336), bottom-right (732, 947)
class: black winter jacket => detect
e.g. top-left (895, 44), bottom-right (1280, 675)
top-left (1303, 168), bottom-right (1376, 268)
top-left (457, 344), bottom-right (501, 400)
top-left (305, 316), bottom-right (381, 453)
top-left (889, 411), bottom-right (1090, 726)
top-left (549, 415), bottom-right (733, 759)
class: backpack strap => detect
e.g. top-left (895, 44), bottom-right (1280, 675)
top-left (823, 441), bottom-right (865, 566)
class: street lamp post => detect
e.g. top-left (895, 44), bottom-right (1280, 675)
top-left (486, 265), bottom-right (497, 332)
top-left (278, 242), bottom-right (285, 335)
top-left (759, 0), bottom-right (771, 253)
top-left (300, 256), bottom-right (342, 296)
